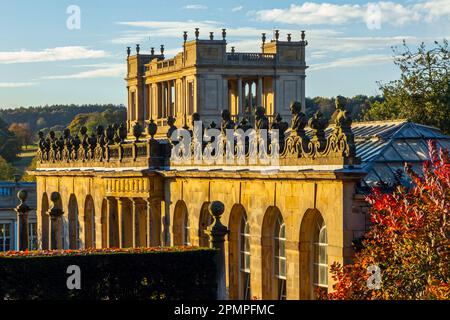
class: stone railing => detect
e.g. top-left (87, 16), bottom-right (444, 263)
top-left (226, 53), bottom-right (276, 65)
top-left (36, 98), bottom-right (359, 170)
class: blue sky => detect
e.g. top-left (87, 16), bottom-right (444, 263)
top-left (0, 0), bottom-right (449, 108)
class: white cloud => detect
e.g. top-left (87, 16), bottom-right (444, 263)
top-left (0, 46), bottom-right (108, 64)
top-left (309, 54), bottom-right (392, 70)
top-left (183, 4), bottom-right (208, 10)
top-left (0, 82), bottom-right (36, 88)
top-left (113, 20), bottom-right (340, 44)
top-left (232, 6), bottom-right (243, 12)
top-left (42, 64), bottom-right (125, 80)
top-left (255, 2), bottom-right (364, 25)
top-left (414, 0), bottom-right (450, 22)
top-left (254, 1), bottom-right (448, 26)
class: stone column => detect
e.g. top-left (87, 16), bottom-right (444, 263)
top-left (257, 77), bottom-right (263, 107)
top-left (300, 75), bottom-right (306, 113)
top-left (15, 189), bottom-right (30, 251)
top-left (207, 201), bottom-right (229, 300)
top-left (131, 199), bottom-right (137, 248)
top-left (237, 77), bottom-right (243, 116)
top-left (48, 192), bottom-right (64, 250)
top-left (116, 197), bottom-right (124, 248)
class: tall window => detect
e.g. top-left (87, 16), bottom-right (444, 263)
top-left (183, 213), bottom-right (190, 246)
top-left (274, 216), bottom-right (286, 300)
top-left (28, 222), bottom-right (38, 250)
top-left (0, 223), bottom-right (12, 252)
top-left (314, 223), bottom-right (328, 292)
top-left (239, 216), bottom-right (251, 300)
top-left (188, 82), bottom-right (194, 114)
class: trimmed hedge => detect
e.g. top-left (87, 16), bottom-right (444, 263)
top-left (0, 247), bottom-right (218, 300)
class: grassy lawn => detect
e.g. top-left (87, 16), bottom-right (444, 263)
top-left (12, 145), bottom-right (37, 177)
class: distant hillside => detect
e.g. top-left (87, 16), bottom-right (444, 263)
top-left (0, 104), bottom-right (126, 132)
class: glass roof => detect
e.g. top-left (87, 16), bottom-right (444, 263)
top-left (351, 121), bottom-right (450, 187)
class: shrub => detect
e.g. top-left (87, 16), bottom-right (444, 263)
top-left (0, 247), bottom-right (218, 300)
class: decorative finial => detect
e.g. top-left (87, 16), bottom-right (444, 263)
top-left (287, 33), bottom-right (292, 42)
top-left (183, 31), bottom-right (188, 42)
top-left (148, 119), bottom-right (158, 140)
top-left (136, 44), bottom-right (140, 54)
top-left (210, 32), bottom-right (214, 40)
top-left (160, 44), bottom-right (165, 55)
top-left (151, 47), bottom-right (155, 55)
top-left (126, 46), bottom-right (131, 57)
top-left (275, 29), bottom-right (280, 41)
top-left (301, 30), bottom-right (306, 41)
top-left (17, 189), bottom-right (28, 205)
top-left (262, 33), bottom-right (266, 44)
top-left (231, 46), bottom-right (235, 53)
top-left (209, 201), bottom-right (225, 218)
top-left (222, 28), bottom-right (226, 40)
top-left (195, 28), bottom-right (200, 40)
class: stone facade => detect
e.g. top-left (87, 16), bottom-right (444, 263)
top-left (31, 29), bottom-right (370, 300)
top-left (126, 29), bottom-right (308, 137)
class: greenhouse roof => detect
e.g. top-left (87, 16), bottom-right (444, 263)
top-left (350, 120), bottom-right (450, 187)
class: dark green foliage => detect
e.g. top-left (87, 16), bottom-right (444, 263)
top-left (0, 249), bottom-right (218, 300)
top-left (305, 95), bottom-right (384, 121)
top-left (0, 117), bottom-right (21, 162)
top-left (0, 104), bottom-right (126, 132)
top-left (363, 40), bottom-right (450, 134)
top-left (0, 156), bottom-right (17, 180)
top-left (68, 108), bottom-right (127, 135)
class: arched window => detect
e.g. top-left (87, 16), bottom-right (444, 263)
top-left (183, 212), bottom-right (190, 246)
top-left (239, 215), bottom-right (251, 300)
top-left (274, 216), bottom-right (286, 300)
top-left (314, 222), bottom-right (328, 292)
top-left (84, 196), bottom-right (96, 248)
top-left (68, 195), bottom-right (80, 249)
top-left (173, 201), bottom-right (190, 246)
top-left (199, 203), bottom-right (212, 247)
top-left (40, 193), bottom-right (49, 250)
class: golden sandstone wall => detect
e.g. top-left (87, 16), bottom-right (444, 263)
top-left (35, 170), bottom-right (365, 300)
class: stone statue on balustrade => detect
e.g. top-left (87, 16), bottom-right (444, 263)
top-left (220, 110), bottom-right (235, 135)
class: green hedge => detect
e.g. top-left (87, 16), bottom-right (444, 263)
top-left (0, 248), bottom-right (218, 300)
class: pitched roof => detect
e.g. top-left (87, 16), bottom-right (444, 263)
top-left (349, 120), bottom-right (450, 187)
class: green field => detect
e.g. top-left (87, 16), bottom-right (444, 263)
top-left (12, 145), bottom-right (37, 179)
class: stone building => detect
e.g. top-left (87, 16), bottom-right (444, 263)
top-left (126, 29), bottom-right (307, 136)
top-left (30, 29), bottom-right (450, 300)
top-left (0, 181), bottom-right (37, 251)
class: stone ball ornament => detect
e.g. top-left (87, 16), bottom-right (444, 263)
top-left (50, 191), bottom-right (61, 204)
top-left (17, 189), bottom-right (28, 202)
top-left (209, 201), bottom-right (225, 218)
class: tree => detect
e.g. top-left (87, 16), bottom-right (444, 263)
top-left (324, 141), bottom-right (449, 300)
top-left (21, 156), bottom-right (37, 182)
top-left (364, 40), bottom-right (450, 134)
top-left (8, 122), bottom-right (33, 149)
top-left (0, 117), bottom-right (21, 162)
top-left (0, 156), bottom-right (16, 180)
top-left (68, 109), bottom-right (127, 135)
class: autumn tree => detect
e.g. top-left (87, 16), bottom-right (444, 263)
top-left (364, 40), bottom-right (450, 134)
top-left (325, 141), bottom-right (449, 300)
